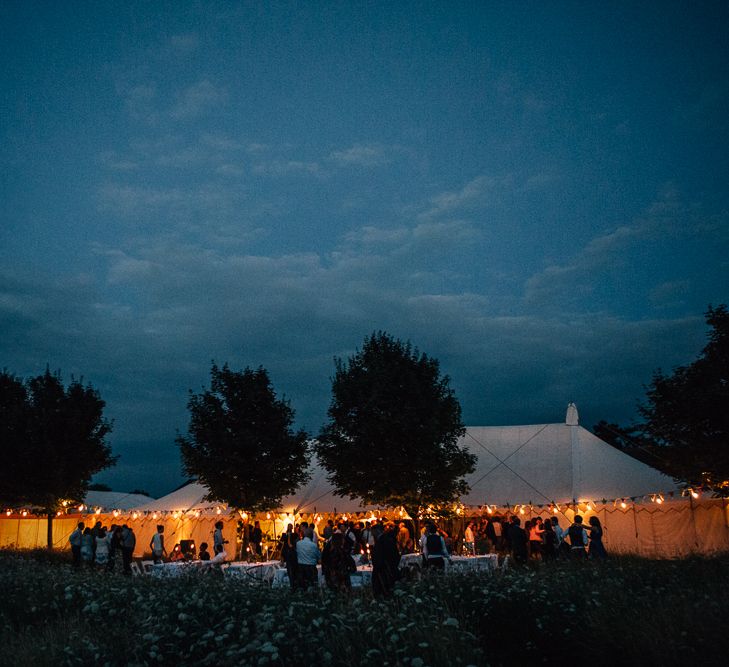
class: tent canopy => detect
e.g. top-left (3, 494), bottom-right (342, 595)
top-left (133, 417), bottom-right (679, 514)
top-left (83, 490), bottom-right (154, 511)
top-left (461, 423), bottom-right (678, 506)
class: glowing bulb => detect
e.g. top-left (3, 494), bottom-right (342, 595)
top-left (691, 490), bottom-right (699, 499)
top-left (656, 496), bottom-right (663, 504)
top-left (132, 512), bottom-right (139, 519)
top-left (620, 500), bottom-right (627, 509)
top-left (5, 510), bottom-right (11, 516)
top-left (266, 512), bottom-right (271, 520)
top-left (586, 502), bottom-right (593, 511)
top-left (486, 506), bottom-right (493, 514)
top-left (21, 510), bottom-right (28, 516)
top-left (95, 508), bottom-right (101, 515)
top-left (56, 510), bottom-right (62, 516)
top-left (216, 508), bottom-right (222, 515)
top-left (152, 512), bottom-right (158, 519)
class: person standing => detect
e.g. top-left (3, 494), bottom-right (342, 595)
top-left (567, 515), bottom-right (588, 559)
top-left (508, 517), bottom-right (528, 564)
top-left (421, 523), bottom-right (450, 570)
top-left (397, 523), bottom-right (411, 554)
top-left (280, 523), bottom-right (299, 590)
top-left (106, 525), bottom-right (122, 572)
top-left (586, 516), bottom-right (607, 559)
top-left (213, 521), bottom-right (228, 554)
top-left (121, 524), bottom-right (136, 575)
top-left (464, 521), bottom-right (476, 556)
top-left (372, 521), bottom-right (400, 598)
top-left (80, 527), bottom-right (94, 566)
top-left (250, 521), bottom-right (263, 558)
top-left (295, 528), bottom-right (321, 590)
top-left (69, 522), bottom-right (84, 567)
top-left (150, 525), bottom-right (167, 563)
top-left (94, 527), bottom-right (109, 568)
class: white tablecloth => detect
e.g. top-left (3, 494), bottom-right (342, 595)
top-left (151, 560), bottom-right (204, 577)
top-left (399, 553), bottom-right (498, 571)
top-left (224, 560), bottom-right (281, 583)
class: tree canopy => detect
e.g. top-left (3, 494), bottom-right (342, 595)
top-left (315, 332), bottom-right (475, 520)
top-left (595, 305), bottom-right (729, 492)
top-left (176, 364), bottom-right (310, 512)
top-left (0, 369), bottom-right (116, 545)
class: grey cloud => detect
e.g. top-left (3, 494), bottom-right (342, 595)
top-left (328, 143), bottom-right (394, 167)
top-left (170, 80), bottom-right (228, 120)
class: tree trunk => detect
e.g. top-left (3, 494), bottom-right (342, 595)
top-left (46, 512), bottom-right (53, 550)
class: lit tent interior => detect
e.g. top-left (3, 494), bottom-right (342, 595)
top-left (3, 406), bottom-right (727, 556)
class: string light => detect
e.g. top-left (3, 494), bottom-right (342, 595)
top-left (620, 499), bottom-right (627, 509)
top-left (78, 504), bottom-right (85, 512)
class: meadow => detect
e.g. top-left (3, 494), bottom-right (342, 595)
top-left (1, 550), bottom-right (727, 666)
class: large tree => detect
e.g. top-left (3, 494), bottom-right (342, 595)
top-left (177, 364), bottom-right (310, 512)
top-left (316, 332), bottom-right (475, 523)
top-left (0, 369), bottom-right (116, 548)
top-left (595, 305), bottom-right (729, 492)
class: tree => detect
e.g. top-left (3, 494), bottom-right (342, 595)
top-left (176, 364), bottom-right (310, 513)
top-left (594, 305), bottom-right (729, 492)
top-left (315, 332), bottom-right (476, 524)
top-left (0, 369), bottom-right (116, 548)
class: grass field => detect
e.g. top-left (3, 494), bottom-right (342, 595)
top-left (1, 550), bottom-right (727, 666)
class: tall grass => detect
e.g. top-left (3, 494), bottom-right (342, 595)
top-left (0, 551), bottom-right (726, 665)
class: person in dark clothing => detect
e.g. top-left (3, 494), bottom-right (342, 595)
top-left (106, 525), bottom-right (122, 572)
top-left (568, 515), bottom-right (588, 559)
top-left (198, 542), bottom-right (210, 561)
top-left (372, 521), bottom-right (400, 598)
top-left (69, 522), bottom-right (84, 567)
top-left (120, 524), bottom-right (136, 575)
top-left (542, 520), bottom-right (557, 561)
top-left (250, 521), bottom-right (263, 557)
top-left (508, 517), bottom-right (528, 564)
top-left (586, 516), bottom-right (607, 559)
top-left (328, 533), bottom-right (354, 591)
top-left (280, 523), bottom-right (299, 589)
top-left (421, 523), bottom-right (449, 570)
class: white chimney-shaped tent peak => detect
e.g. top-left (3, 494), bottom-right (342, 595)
top-left (566, 402), bottom-right (579, 426)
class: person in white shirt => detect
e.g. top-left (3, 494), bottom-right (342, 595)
top-left (295, 529), bottom-right (321, 590)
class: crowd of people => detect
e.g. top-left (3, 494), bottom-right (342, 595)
top-left (68, 521), bottom-right (137, 574)
top-left (68, 512), bottom-right (606, 588)
top-left (462, 513), bottom-right (607, 563)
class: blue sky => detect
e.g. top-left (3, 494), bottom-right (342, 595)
top-left (2, 2), bottom-right (727, 496)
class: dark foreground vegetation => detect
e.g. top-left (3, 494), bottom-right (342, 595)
top-left (1, 550), bottom-right (727, 666)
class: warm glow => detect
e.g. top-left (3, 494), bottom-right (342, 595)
top-left (113, 509), bottom-right (120, 517)
top-left (519, 507), bottom-right (525, 515)
top-left (691, 490), bottom-right (700, 499)
top-left (132, 512), bottom-right (139, 519)
top-left (586, 502), bottom-right (593, 511)
top-left (216, 507), bottom-right (222, 515)
top-left (78, 504), bottom-right (85, 511)
top-left (95, 508), bottom-right (101, 515)
top-left (266, 512), bottom-right (271, 520)
top-left (56, 510), bottom-right (62, 516)
top-left (5, 510), bottom-right (10, 516)
top-left (486, 506), bottom-right (493, 514)
top-left (21, 510), bottom-right (28, 516)
top-left (152, 512), bottom-right (158, 519)
top-left (620, 500), bottom-right (627, 509)
top-left (552, 507), bottom-right (559, 514)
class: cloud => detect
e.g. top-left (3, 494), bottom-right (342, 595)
top-left (252, 160), bottom-right (321, 177)
top-left (121, 83), bottom-right (158, 124)
top-left (328, 143), bottom-right (394, 167)
top-left (170, 80), bottom-right (228, 120)
top-left (419, 175), bottom-right (497, 220)
top-left (523, 188), bottom-right (726, 308)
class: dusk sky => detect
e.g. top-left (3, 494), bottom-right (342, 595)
top-left (2, 2), bottom-right (727, 497)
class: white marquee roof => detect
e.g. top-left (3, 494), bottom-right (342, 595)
top-left (132, 411), bottom-right (679, 513)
